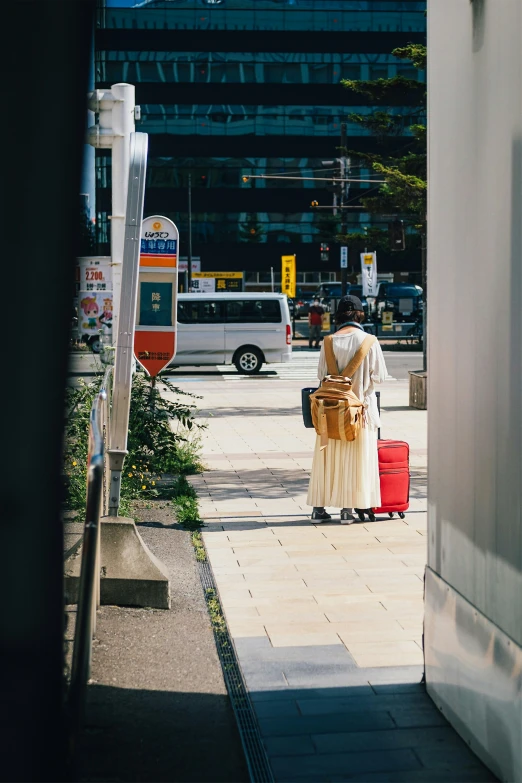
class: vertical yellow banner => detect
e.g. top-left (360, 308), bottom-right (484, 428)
top-left (281, 255), bottom-right (296, 298)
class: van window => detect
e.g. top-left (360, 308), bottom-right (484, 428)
top-left (177, 300), bottom-right (225, 324)
top-left (226, 299), bottom-right (282, 323)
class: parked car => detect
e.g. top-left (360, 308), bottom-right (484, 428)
top-left (375, 283), bottom-right (423, 322)
top-left (170, 293), bottom-right (292, 374)
top-left (313, 284), bottom-right (370, 318)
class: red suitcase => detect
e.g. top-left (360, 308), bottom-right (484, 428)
top-left (372, 440), bottom-right (410, 518)
top-left (354, 392), bottom-right (410, 522)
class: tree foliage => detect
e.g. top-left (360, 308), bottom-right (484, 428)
top-left (339, 43), bottom-right (427, 245)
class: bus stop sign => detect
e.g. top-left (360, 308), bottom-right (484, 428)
top-left (134, 215), bottom-right (178, 376)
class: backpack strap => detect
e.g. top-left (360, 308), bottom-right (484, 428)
top-left (340, 335), bottom-right (377, 378)
top-left (323, 335), bottom-right (339, 375)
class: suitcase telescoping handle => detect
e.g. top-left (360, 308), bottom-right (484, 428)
top-left (376, 391), bottom-right (381, 440)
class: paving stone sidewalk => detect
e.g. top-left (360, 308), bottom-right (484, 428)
top-left (182, 379), bottom-right (495, 782)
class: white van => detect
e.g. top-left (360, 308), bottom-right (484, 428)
top-left (172, 293), bottom-right (292, 374)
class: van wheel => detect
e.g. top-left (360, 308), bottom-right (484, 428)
top-left (235, 348), bottom-right (262, 375)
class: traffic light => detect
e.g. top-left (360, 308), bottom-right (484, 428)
top-left (311, 200), bottom-right (319, 208)
top-left (320, 242), bottom-right (330, 262)
top-left (389, 219), bottom-right (405, 251)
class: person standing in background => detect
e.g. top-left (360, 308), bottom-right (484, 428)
top-left (308, 298), bottom-right (324, 349)
top-left (307, 295), bottom-right (388, 523)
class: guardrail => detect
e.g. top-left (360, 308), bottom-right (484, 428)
top-left (68, 366), bottom-right (112, 735)
top-left (364, 322), bottom-right (423, 343)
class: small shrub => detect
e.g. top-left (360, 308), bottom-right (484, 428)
top-left (63, 372), bottom-right (205, 514)
top-left (192, 531), bottom-right (206, 562)
top-left (170, 475), bottom-right (202, 528)
top-left (127, 373), bottom-right (204, 475)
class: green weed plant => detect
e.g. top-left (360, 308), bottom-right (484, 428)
top-left (63, 371), bottom-right (205, 518)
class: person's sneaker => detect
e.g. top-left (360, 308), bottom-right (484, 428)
top-left (340, 510), bottom-right (355, 524)
top-left (311, 509), bottom-right (332, 522)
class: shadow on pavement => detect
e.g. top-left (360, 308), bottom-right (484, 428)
top-left (77, 685), bottom-right (248, 783)
top-left (73, 518), bottom-right (249, 783)
top-left (199, 406), bottom-right (302, 418)
top-left (238, 674), bottom-right (497, 782)
top-left (191, 466), bottom-right (427, 507)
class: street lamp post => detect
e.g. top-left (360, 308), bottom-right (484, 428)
top-left (187, 172), bottom-right (193, 292)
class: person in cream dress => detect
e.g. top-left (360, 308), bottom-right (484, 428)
top-left (307, 295), bottom-right (388, 523)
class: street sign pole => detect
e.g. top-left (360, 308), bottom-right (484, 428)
top-left (108, 131), bottom-right (148, 516)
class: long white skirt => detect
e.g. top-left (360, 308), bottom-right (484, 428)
top-left (307, 426), bottom-right (381, 509)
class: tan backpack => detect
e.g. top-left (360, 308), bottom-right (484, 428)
top-left (309, 334), bottom-right (377, 449)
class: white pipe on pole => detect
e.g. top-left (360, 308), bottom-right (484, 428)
top-left (87, 83), bottom-right (136, 347)
top-left (107, 83), bottom-right (135, 347)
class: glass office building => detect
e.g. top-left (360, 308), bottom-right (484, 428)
top-left (95, 0), bottom-right (426, 284)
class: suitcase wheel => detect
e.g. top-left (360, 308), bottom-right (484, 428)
top-left (368, 512), bottom-right (376, 522)
top-left (399, 512), bottom-right (406, 519)
top-left (388, 512), bottom-right (394, 519)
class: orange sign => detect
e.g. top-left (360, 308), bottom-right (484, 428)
top-left (134, 215), bottom-right (178, 377)
top-left (134, 331), bottom-right (176, 378)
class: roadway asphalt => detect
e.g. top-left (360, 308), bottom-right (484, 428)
top-left (68, 349), bottom-right (423, 383)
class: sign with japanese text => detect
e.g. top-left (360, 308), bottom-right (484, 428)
top-left (191, 278), bottom-right (216, 293)
top-left (340, 247), bottom-right (348, 269)
top-left (78, 256), bottom-right (112, 292)
top-left (281, 255), bottom-right (296, 299)
top-left (192, 272), bottom-right (244, 292)
top-left (360, 252), bottom-right (378, 297)
top-left (77, 256), bottom-right (113, 339)
top-left (134, 215), bottom-right (178, 376)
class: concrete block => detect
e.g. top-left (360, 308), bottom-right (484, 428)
top-left (64, 517), bottom-right (170, 609)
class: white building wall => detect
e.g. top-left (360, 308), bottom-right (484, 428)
top-left (426, 1), bottom-right (522, 779)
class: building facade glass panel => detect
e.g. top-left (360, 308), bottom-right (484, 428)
top-left (100, 50), bottom-right (425, 84)
top-left (137, 104), bottom-right (422, 137)
top-left (102, 3), bottom-right (426, 34)
top-left (96, 0), bottom-right (426, 275)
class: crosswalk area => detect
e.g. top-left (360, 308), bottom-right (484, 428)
top-left (217, 349), bottom-right (320, 382)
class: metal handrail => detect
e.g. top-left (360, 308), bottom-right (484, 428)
top-left (68, 366), bottom-right (112, 731)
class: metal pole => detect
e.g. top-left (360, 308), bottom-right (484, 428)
top-left (187, 173), bottom-right (193, 292)
top-left (340, 122), bottom-right (349, 297)
top-left (108, 132), bottom-right (148, 516)
top-left (270, 266), bottom-right (274, 292)
top-left (109, 83), bottom-right (135, 347)
top-left (422, 231), bottom-right (427, 371)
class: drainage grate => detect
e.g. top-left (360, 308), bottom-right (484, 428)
top-left (198, 557), bottom-right (274, 783)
